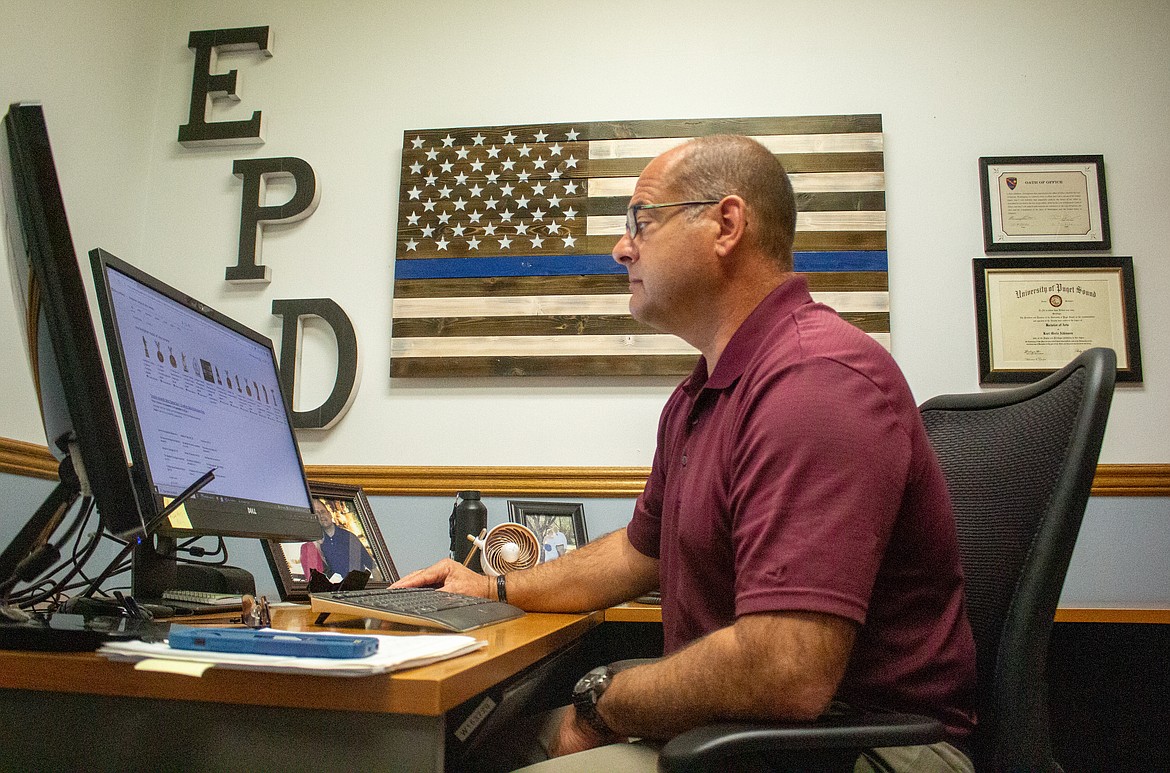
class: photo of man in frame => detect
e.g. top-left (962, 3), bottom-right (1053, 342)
top-left (298, 497), bottom-right (378, 581)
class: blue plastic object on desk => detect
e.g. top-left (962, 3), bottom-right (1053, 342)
top-left (168, 625), bottom-right (378, 659)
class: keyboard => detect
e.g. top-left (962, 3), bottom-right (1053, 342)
top-left (309, 588), bottom-right (524, 632)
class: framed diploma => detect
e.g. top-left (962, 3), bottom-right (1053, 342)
top-left (973, 257), bottom-right (1141, 384)
top-left (979, 155), bottom-right (1110, 252)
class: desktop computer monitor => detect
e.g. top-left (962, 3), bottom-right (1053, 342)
top-left (1, 102), bottom-right (317, 607)
top-left (0, 103), bottom-right (147, 596)
top-left (89, 247), bottom-right (318, 548)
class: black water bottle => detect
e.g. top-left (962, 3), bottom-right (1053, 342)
top-left (449, 491), bottom-right (487, 567)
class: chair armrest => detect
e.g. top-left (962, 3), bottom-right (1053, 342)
top-left (658, 712), bottom-right (946, 773)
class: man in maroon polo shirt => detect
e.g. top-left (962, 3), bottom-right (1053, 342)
top-left (395, 135), bottom-right (976, 772)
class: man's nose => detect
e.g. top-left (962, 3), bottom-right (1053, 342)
top-left (612, 232), bottom-right (635, 265)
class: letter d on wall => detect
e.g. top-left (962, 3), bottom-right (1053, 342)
top-left (272, 298), bottom-right (360, 430)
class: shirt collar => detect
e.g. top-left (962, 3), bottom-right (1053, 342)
top-left (683, 274), bottom-right (812, 394)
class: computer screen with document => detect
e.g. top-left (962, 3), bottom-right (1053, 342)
top-left (90, 248), bottom-right (317, 545)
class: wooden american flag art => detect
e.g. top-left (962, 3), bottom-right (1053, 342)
top-left (391, 115), bottom-right (887, 378)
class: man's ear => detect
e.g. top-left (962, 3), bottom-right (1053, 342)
top-left (712, 195), bottom-right (748, 258)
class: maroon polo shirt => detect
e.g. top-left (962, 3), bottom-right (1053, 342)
top-left (626, 275), bottom-right (976, 737)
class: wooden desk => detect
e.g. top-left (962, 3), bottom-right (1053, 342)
top-left (604, 602), bottom-right (1170, 625)
top-left (603, 601), bottom-right (667, 623)
top-left (0, 607), bottom-right (601, 771)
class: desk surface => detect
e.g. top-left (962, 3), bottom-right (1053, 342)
top-left (603, 602), bottom-right (1170, 625)
top-left (0, 607), bottom-right (601, 717)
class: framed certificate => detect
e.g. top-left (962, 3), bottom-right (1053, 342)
top-left (973, 257), bottom-right (1141, 384)
top-left (979, 155), bottom-right (1110, 252)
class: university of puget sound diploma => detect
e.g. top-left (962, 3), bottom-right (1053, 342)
top-left (984, 268), bottom-right (1129, 372)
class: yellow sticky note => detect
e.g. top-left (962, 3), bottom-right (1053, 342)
top-left (160, 497), bottom-right (193, 530)
top-left (134, 658), bottom-right (212, 677)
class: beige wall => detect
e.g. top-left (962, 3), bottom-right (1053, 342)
top-left (1, 0), bottom-right (1167, 469)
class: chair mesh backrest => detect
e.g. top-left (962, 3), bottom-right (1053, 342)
top-left (920, 350), bottom-right (1112, 772)
top-left (922, 370), bottom-right (1084, 677)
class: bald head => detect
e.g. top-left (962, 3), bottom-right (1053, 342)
top-left (662, 135), bottom-right (797, 269)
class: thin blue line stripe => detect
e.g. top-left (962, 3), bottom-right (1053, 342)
top-left (394, 251), bottom-right (887, 279)
top-left (796, 251), bottom-right (888, 272)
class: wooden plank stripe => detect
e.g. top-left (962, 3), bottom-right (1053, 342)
top-left (587, 211), bottom-right (885, 236)
top-left (395, 152), bottom-right (884, 191)
top-left (587, 171), bottom-right (885, 197)
top-left (794, 192), bottom-right (886, 213)
top-left (792, 232), bottom-right (887, 251)
top-left (392, 315), bottom-right (655, 338)
top-left (392, 311), bottom-right (890, 339)
top-left (396, 199), bottom-right (888, 237)
top-left (586, 133), bottom-right (884, 160)
top-left (393, 271), bottom-right (888, 299)
top-left (395, 191), bottom-right (888, 236)
top-left (394, 251), bottom-right (888, 276)
top-left (804, 271), bottom-right (888, 292)
top-left (391, 334), bottom-right (699, 358)
top-left (391, 330), bottom-right (891, 358)
top-left (390, 354), bottom-right (703, 378)
top-left (395, 274), bottom-right (633, 298)
top-left (392, 291), bottom-right (890, 318)
top-left (402, 115), bottom-right (882, 143)
top-left (394, 295), bottom-right (637, 318)
top-left (581, 192), bottom-right (886, 216)
top-left (399, 191), bottom-right (887, 225)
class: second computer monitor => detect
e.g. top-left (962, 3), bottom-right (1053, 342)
top-left (90, 247), bottom-right (318, 542)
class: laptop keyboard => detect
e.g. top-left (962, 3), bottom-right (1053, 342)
top-left (309, 587), bottom-right (524, 632)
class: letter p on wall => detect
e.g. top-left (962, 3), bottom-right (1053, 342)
top-left (229, 157), bottom-right (320, 283)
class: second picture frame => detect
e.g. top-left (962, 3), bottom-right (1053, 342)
top-left (507, 500), bottom-right (588, 564)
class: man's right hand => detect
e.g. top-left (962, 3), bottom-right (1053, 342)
top-left (391, 558), bottom-right (494, 599)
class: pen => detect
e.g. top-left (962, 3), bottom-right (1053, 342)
top-left (143, 467), bottom-right (217, 536)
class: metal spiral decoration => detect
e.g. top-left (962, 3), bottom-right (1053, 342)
top-left (477, 523), bottom-right (540, 576)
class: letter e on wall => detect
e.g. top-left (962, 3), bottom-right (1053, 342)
top-left (178, 26), bottom-right (272, 147)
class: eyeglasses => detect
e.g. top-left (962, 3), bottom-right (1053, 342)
top-left (625, 199), bottom-right (723, 240)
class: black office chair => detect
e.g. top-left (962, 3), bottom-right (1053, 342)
top-left (659, 347), bottom-right (1116, 772)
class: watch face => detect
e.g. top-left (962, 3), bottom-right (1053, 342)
top-left (573, 666), bottom-right (615, 736)
top-left (579, 672), bottom-right (605, 691)
top-left (575, 664), bottom-right (613, 692)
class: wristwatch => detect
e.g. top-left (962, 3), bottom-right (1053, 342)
top-left (571, 665), bottom-right (615, 738)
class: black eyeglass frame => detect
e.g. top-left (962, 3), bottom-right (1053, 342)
top-left (625, 199), bottom-right (724, 239)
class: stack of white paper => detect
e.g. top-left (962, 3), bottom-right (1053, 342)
top-left (98, 631), bottom-right (487, 677)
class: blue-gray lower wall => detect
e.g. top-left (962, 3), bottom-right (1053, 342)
top-left (1, 472), bottom-right (1166, 605)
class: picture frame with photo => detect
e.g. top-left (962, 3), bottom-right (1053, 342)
top-left (507, 500), bottom-right (588, 564)
top-left (262, 481), bottom-right (398, 601)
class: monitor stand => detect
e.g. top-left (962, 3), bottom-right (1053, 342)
top-left (0, 455), bottom-right (82, 617)
top-left (0, 455), bottom-right (84, 647)
top-left (0, 455), bottom-right (166, 650)
top-left (131, 536), bottom-right (256, 610)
